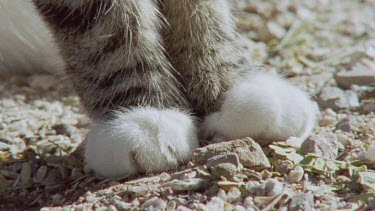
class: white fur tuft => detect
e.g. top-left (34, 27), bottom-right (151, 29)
top-left (0, 0), bottom-right (63, 75)
top-left (201, 71), bottom-right (319, 143)
top-left (85, 107), bottom-right (199, 178)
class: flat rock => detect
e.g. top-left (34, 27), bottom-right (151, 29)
top-left (274, 160), bottom-right (294, 175)
top-left (142, 197), bottom-right (167, 210)
top-left (335, 67), bottom-right (375, 89)
top-left (162, 179), bottom-right (210, 191)
top-left (335, 115), bottom-right (360, 132)
top-left (206, 153), bottom-right (241, 169)
top-left (300, 132), bottom-right (341, 159)
top-left (319, 86), bottom-right (360, 110)
top-left (193, 138), bottom-right (270, 169)
top-left (265, 179), bottom-right (284, 197)
top-left (210, 163), bottom-right (238, 179)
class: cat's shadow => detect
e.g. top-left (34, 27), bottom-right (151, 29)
top-left (0, 73), bottom-right (74, 101)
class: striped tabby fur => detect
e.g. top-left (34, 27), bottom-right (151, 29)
top-left (0, 0), bottom-right (318, 177)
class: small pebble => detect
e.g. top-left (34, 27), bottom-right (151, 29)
top-left (166, 201), bottom-right (177, 211)
top-left (207, 153), bottom-right (241, 169)
top-left (142, 197), bottom-right (167, 210)
top-left (85, 195), bottom-right (97, 203)
top-left (227, 187), bottom-right (242, 203)
top-left (274, 160), bottom-right (294, 175)
top-left (300, 132), bottom-right (341, 159)
top-left (0, 142), bottom-right (9, 151)
top-left (289, 193), bottom-right (314, 211)
top-left (132, 198), bottom-right (140, 207)
top-left (113, 200), bottom-right (131, 210)
top-left (235, 205), bottom-right (247, 211)
top-left (211, 163), bottom-right (237, 179)
top-left (288, 166), bottom-right (304, 183)
top-left (319, 86), bottom-right (360, 110)
top-left (335, 67), bottom-right (375, 89)
top-left (206, 197), bottom-right (225, 210)
top-left (364, 141), bottom-right (375, 161)
top-left (265, 179), bottom-right (283, 196)
top-left (107, 205), bottom-right (118, 211)
top-left (244, 197), bottom-right (254, 208)
top-left (217, 189), bottom-right (228, 202)
top-left (176, 206), bottom-right (192, 211)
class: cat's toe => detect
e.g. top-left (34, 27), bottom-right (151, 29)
top-left (84, 107), bottom-right (199, 178)
top-left (201, 71), bottom-right (319, 143)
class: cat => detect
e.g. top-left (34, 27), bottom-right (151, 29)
top-left (1, 0), bottom-right (319, 178)
top-left (0, 0), bottom-right (63, 75)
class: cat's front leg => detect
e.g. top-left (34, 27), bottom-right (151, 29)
top-left (162, 0), bottom-right (319, 144)
top-left (33, 0), bottom-right (199, 177)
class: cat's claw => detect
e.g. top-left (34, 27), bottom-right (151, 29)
top-left (201, 71), bottom-right (319, 144)
top-left (84, 107), bottom-right (199, 178)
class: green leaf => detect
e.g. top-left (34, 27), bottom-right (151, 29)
top-left (21, 162), bottom-right (32, 186)
top-left (300, 156), bottom-right (315, 166)
top-left (358, 165), bottom-right (368, 172)
top-left (287, 153), bottom-right (304, 164)
top-left (326, 161), bottom-right (340, 171)
top-left (314, 158), bottom-right (326, 171)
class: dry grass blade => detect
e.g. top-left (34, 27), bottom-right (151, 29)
top-left (34, 165), bottom-right (47, 183)
top-left (21, 162), bottom-right (31, 186)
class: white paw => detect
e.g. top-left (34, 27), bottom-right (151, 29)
top-left (201, 71), bottom-right (319, 143)
top-left (84, 107), bottom-right (199, 178)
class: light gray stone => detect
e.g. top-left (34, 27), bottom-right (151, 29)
top-left (265, 179), bottom-right (283, 196)
top-left (166, 201), bottom-right (177, 211)
top-left (274, 160), bottom-right (294, 175)
top-left (227, 187), bottom-right (242, 203)
top-left (246, 181), bottom-right (266, 196)
top-left (288, 166), bottom-right (304, 183)
top-left (0, 142), bottom-right (9, 151)
top-left (289, 193), bottom-right (314, 211)
top-left (162, 179), bottom-right (210, 191)
top-left (300, 132), bottom-right (340, 159)
top-left (142, 197), bottom-right (167, 211)
top-left (211, 163), bottom-right (238, 179)
top-left (206, 153), bottom-right (241, 169)
top-left (193, 138), bottom-right (270, 169)
top-left (335, 68), bottom-right (375, 89)
top-left (205, 197), bottom-right (225, 210)
top-left (319, 86), bottom-right (360, 110)
top-left (335, 115), bottom-right (360, 132)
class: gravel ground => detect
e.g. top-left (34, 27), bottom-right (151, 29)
top-left (1, 0), bottom-right (375, 210)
